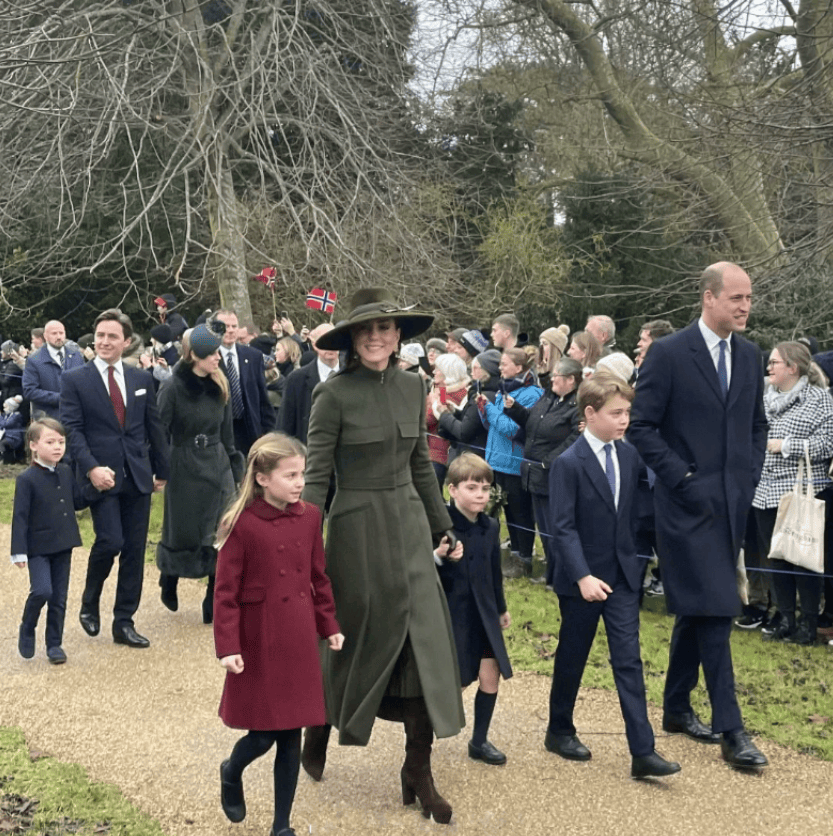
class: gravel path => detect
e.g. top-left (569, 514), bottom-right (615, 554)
top-left (2, 528), bottom-right (832, 836)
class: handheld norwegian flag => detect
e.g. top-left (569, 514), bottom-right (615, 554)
top-left (306, 288), bottom-right (338, 314)
top-left (253, 266), bottom-right (277, 290)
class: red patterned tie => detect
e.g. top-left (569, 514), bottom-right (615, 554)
top-left (108, 365), bottom-right (125, 428)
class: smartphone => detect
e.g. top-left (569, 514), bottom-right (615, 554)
top-left (475, 380), bottom-right (481, 396)
top-left (439, 386), bottom-right (447, 404)
top-left (281, 310), bottom-right (289, 320)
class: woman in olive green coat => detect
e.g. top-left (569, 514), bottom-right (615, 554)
top-left (301, 288), bottom-right (464, 824)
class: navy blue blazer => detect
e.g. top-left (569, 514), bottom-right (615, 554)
top-left (59, 362), bottom-right (170, 500)
top-left (548, 434), bottom-right (642, 597)
top-left (629, 322), bottom-right (767, 616)
top-left (22, 344), bottom-right (84, 419)
top-left (11, 463), bottom-right (84, 556)
top-left (220, 344), bottom-right (275, 445)
top-left (276, 360), bottom-right (325, 444)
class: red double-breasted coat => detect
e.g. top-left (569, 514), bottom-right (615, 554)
top-left (214, 497), bottom-right (340, 731)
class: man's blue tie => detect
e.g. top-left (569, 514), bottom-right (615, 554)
top-left (604, 443), bottom-right (616, 505)
top-left (225, 353), bottom-right (245, 419)
top-left (718, 339), bottom-right (729, 399)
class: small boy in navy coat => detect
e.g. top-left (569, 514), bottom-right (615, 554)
top-left (11, 418), bottom-right (84, 664)
top-left (545, 374), bottom-right (681, 779)
top-left (435, 453), bottom-right (513, 766)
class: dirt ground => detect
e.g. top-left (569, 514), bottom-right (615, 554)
top-left (2, 525), bottom-right (832, 836)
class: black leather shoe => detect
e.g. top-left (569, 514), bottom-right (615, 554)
top-left (721, 731), bottom-right (768, 769)
top-left (47, 646), bottom-right (67, 665)
top-left (79, 611), bottom-right (100, 637)
top-left (18, 625), bottom-right (35, 660)
top-left (271, 829), bottom-right (297, 836)
top-left (631, 750), bottom-right (682, 779)
top-left (468, 739), bottom-right (507, 765)
top-left (220, 759), bottom-right (246, 823)
top-left (112, 625), bottom-right (150, 648)
top-left (662, 711), bottom-right (720, 744)
top-left (544, 731), bottom-right (591, 761)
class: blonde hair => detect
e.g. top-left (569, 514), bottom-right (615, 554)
top-left (577, 371), bottom-right (634, 416)
top-left (774, 341), bottom-right (828, 388)
top-left (181, 329), bottom-right (230, 403)
top-left (216, 432), bottom-right (307, 548)
top-left (571, 331), bottom-right (602, 370)
top-left (276, 336), bottom-right (301, 367)
top-left (447, 452), bottom-right (493, 486)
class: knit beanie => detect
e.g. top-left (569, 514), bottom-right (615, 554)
top-left (539, 324), bottom-right (570, 356)
top-left (475, 349), bottom-right (501, 379)
top-left (595, 351), bottom-right (635, 383)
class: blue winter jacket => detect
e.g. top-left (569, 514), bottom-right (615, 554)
top-left (479, 380), bottom-right (544, 475)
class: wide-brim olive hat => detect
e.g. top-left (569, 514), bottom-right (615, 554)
top-left (315, 287), bottom-right (434, 352)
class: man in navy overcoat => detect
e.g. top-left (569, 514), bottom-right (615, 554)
top-left (60, 309), bottom-right (169, 648)
top-left (23, 320), bottom-right (84, 419)
top-left (629, 262), bottom-right (769, 769)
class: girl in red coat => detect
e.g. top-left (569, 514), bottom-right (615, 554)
top-left (213, 432), bottom-right (344, 836)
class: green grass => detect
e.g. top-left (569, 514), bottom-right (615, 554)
top-left (0, 728), bottom-right (164, 836)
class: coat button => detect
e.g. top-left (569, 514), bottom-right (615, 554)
top-left (282, 595), bottom-right (289, 602)
top-left (296, 541), bottom-right (302, 548)
top-left (297, 565), bottom-right (303, 572)
top-left (278, 544), bottom-right (285, 551)
top-left (299, 592), bottom-right (305, 599)
top-left (280, 569), bottom-right (286, 576)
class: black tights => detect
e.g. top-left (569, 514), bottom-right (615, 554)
top-left (226, 728), bottom-right (302, 833)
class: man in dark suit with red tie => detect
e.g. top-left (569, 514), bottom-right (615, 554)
top-left (629, 262), bottom-right (769, 770)
top-left (60, 309), bottom-right (169, 648)
top-left (214, 309), bottom-right (275, 456)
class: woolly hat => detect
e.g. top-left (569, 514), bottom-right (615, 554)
top-left (595, 351), bottom-right (635, 383)
top-left (446, 327), bottom-right (467, 345)
top-left (250, 334), bottom-right (277, 356)
top-left (1, 340), bottom-right (17, 356)
top-left (150, 324), bottom-right (173, 345)
top-left (4, 395), bottom-right (22, 413)
top-left (539, 324), bottom-right (570, 356)
top-left (315, 287), bottom-right (433, 352)
top-left (475, 349), bottom-right (501, 379)
top-left (460, 329), bottom-right (489, 358)
top-left (189, 320), bottom-right (225, 359)
top-left (399, 343), bottom-right (424, 368)
top-left (426, 338), bottom-right (446, 354)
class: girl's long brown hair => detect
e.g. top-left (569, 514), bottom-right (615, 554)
top-left (215, 432), bottom-right (307, 548)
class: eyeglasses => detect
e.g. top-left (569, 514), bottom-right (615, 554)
top-left (766, 359), bottom-right (784, 367)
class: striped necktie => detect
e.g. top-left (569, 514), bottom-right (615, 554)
top-left (225, 351), bottom-right (245, 419)
top-left (57, 349), bottom-right (65, 370)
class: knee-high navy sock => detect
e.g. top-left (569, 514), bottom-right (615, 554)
top-left (227, 730), bottom-right (276, 781)
top-left (273, 728), bottom-right (302, 833)
top-left (472, 689), bottom-right (498, 747)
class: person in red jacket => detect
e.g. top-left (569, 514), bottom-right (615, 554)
top-left (213, 432), bottom-right (344, 836)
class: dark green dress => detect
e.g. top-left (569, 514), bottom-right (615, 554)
top-left (303, 363), bottom-right (464, 746)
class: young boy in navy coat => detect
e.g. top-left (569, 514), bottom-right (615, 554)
top-left (11, 419), bottom-right (85, 664)
top-left (435, 453), bottom-right (513, 766)
top-left (545, 373), bottom-right (681, 779)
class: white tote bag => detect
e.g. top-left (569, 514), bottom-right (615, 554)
top-left (769, 443), bottom-right (825, 573)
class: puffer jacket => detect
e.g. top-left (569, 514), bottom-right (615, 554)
top-left (478, 376), bottom-right (543, 475)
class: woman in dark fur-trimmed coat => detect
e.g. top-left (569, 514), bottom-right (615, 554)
top-left (156, 323), bottom-right (245, 623)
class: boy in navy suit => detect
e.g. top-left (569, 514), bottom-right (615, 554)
top-left (11, 419), bottom-right (84, 664)
top-left (545, 373), bottom-right (680, 779)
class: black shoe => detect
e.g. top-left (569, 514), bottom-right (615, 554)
top-left (760, 611), bottom-right (784, 636)
top-left (271, 829), bottom-right (296, 836)
top-left (47, 646), bottom-right (67, 665)
top-left (631, 751), bottom-right (682, 779)
top-left (220, 759), bottom-right (246, 822)
top-left (18, 624), bottom-right (35, 660)
top-left (662, 711), bottom-right (720, 744)
top-left (112, 625), bottom-right (150, 648)
top-left (468, 739), bottom-right (507, 765)
top-left (721, 731), bottom-right (768, 769)
top-left (79, 611), bottom-right (100, 637)
top-left (544, 731), bottom-right (591, 761)
top-left (735, 610), bottom-right (766, 629)
top-left (785, 623), bottom-right (817, 645)
top-left (762, 622), bottom-right (795, 642)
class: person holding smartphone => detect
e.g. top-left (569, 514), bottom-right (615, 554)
top-left (427, 354), bottom-right (470, 488)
